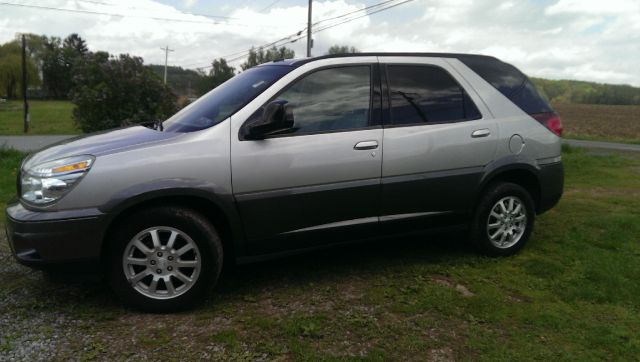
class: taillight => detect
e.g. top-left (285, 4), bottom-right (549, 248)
top-left (531, 112), bottom-right (563, 137)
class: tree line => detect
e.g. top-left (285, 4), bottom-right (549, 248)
top-left (531, 78), bottom-right (640, 106)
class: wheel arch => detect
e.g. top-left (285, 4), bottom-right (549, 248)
top-left (477, 162), bottom-right (542, 213)
top-left (99, 189), bottom-right (244, 268)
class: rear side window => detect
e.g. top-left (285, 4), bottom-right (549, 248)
top-left (458, 56), bottom-right (553, 114)
top-left (387, 65), bottom-right (481, 125)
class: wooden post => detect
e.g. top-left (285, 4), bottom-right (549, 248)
top-left (21, 34), bottom-right (29, 133)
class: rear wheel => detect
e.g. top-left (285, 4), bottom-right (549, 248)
top-left (107, 207), bottom-right (222, 312)
top-left (470, 182), bottom-right (535, 256)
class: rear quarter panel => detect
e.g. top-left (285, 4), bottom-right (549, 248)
top-left (445, 58), bottom-right (562, 164)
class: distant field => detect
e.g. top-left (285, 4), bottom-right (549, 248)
top-left (0, 100), bottom-right (78, 135)
top-left (554, 103), bottom-right (640, 144)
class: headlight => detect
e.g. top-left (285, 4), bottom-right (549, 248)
top-left (21, 155), bottom-right (95, 205)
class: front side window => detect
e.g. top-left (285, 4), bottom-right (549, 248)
top-left (271, 66), bottom-right (372, 136)
top-left (387, 65), bottom-right (481, 125)
top-left (162, 65), bottom-right (293, 133)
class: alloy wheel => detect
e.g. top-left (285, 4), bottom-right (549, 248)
top-left (122, 226), bottom-right (201, 300)
top-left (486, 196), bottom-right (527, 249)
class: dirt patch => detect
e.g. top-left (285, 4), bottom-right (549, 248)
top-left (430, 275), bottom-right (475, 298)
top-left (429, 347), bottom-right (455, 362)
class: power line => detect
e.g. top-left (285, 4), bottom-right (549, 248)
top-left (313, 0), bottom-right (398, 25)
top-left (71, 0), bottom-right (238, 20)
top-left (315, 0), bottom-right (415, 32)
top-left (260, 0), bottom-right (282, 12)
top-left (0, 2), bottom-right (224, 24)
top-left (0, 1), bottom-right (290, 28)
top-left (192, 0), bottom-right (415, 69)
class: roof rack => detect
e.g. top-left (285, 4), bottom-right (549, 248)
top-left (290, 52), bottom-right (498, 66)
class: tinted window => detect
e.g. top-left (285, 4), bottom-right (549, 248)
top-left (458, 56), bottom-right (553, 114)
top-left (387, 65), bottom-right (481, 125)
top-left (162, 65), bottom-right (293, 133)
top-left (273, 66), bottom-right (371, 135)
top-left (509, 80), bottom-right (554, 114)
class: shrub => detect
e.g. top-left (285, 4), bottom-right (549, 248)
top-left (70, 52), bottom-right (177, 133)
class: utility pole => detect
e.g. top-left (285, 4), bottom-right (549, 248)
top-left (21, 34), bottom-right (29, 133)
top-left (306, 0), bottom-right (312, 57)
top-left (160, 45), bottom-right (174, 84)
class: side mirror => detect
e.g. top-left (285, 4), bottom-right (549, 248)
top-left (245, 100), bottom-right (294, 140)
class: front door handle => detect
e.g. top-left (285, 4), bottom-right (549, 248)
top-left (471, 129), bottom-right (491, 138)
top-left (354, 140), bottom-right (378, 150)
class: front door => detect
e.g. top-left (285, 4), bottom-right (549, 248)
top-left (231, 63), bottom-right (383, 254)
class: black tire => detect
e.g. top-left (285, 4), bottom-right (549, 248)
top-left (470, 182), bottom-right (535, 256)
top-left (107, 206), bottom-right (223, 312)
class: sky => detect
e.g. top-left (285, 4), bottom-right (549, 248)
top-left (0, 0), bottom-right (639, 85)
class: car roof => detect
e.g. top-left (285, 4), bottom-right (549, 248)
top-left (266, 52), bottom-right (500, 67)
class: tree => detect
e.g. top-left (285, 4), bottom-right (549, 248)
top-left (70, 52), bottom-right (177, 132)
top-left (191, 58), bottom-right (236, 96)
top-left (41, 37), bottom-right (66, 98)
top-left (210, 58), bottom-right (235, 86)
top-left (40, 34), bottom-right (89, 99)
top-left (17, 33), bottom-right (48, 68)
top-left (240, 46), bottom-right (295, 70)
top-left (326, 45), bottom-right (359, 55)
top-left (0, 41), bottom-right (39, 98)
top-left (63, 33), bottom-right (88, 56)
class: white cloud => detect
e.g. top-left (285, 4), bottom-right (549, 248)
top-left (182, 0), bottom-right (198, 8)
top-left (0, 0), bottom-right (639, 85)
top-left (546, 0), bottom-right (639, 15)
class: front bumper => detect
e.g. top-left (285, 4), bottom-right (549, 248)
top-left (5, 199), bottom-right (107, 270)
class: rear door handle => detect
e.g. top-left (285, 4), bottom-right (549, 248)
top-left (354, 140), bottom-right (378, 150)
top-left (471, 129), bottom-right (491, 138)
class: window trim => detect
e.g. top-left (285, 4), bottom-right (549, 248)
top-left (383, 63), bottom-right (483, 128)
top-left (239, 63), bottom-right (379, 140)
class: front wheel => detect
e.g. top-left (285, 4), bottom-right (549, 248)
top-left (107, 207), bottom-right (223, 312)
top-left (470, 182), bottom-right (535, 256)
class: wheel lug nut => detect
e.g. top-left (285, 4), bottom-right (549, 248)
top-left (156, 269), bottom-right (162, 274)
top-left (157, 252), bottom-right (163, 257)
top-left (150, 260), bottom-right (156, 265)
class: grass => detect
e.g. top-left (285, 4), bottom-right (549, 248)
top-left (0, 100), bottom-right (79, 135)
top-left (1, 147), bottom-right (640, 360)
top-left (554, 103), bottom-right (640, 145)
top-left (0, 148), bottom-right (23, 220)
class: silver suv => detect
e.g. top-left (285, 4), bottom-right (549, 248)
top-left (5, 53), bottom-right (563, 311)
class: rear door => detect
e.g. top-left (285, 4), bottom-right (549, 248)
top-left (379, 57), bottom-right (497, 231)
top-left (230, 58), bottom-right (384, 255)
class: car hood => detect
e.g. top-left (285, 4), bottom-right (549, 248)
top-left (24, 126), bottom-right (184, 169)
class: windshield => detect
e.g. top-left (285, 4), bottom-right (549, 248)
top-left (162, 65), bottom-right (294, 133)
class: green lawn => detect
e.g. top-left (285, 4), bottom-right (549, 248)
top-left (0, 148), bottom-right (23, 219)
top-left (0, 100), bottom-right (79, 135)
top-left (0, 146), bottom-right (639, 360)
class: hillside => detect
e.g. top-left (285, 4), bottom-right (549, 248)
top-left (148, 64), bottom-right (205, 98)
top-left (531, 78), bottom-right (640, 106)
